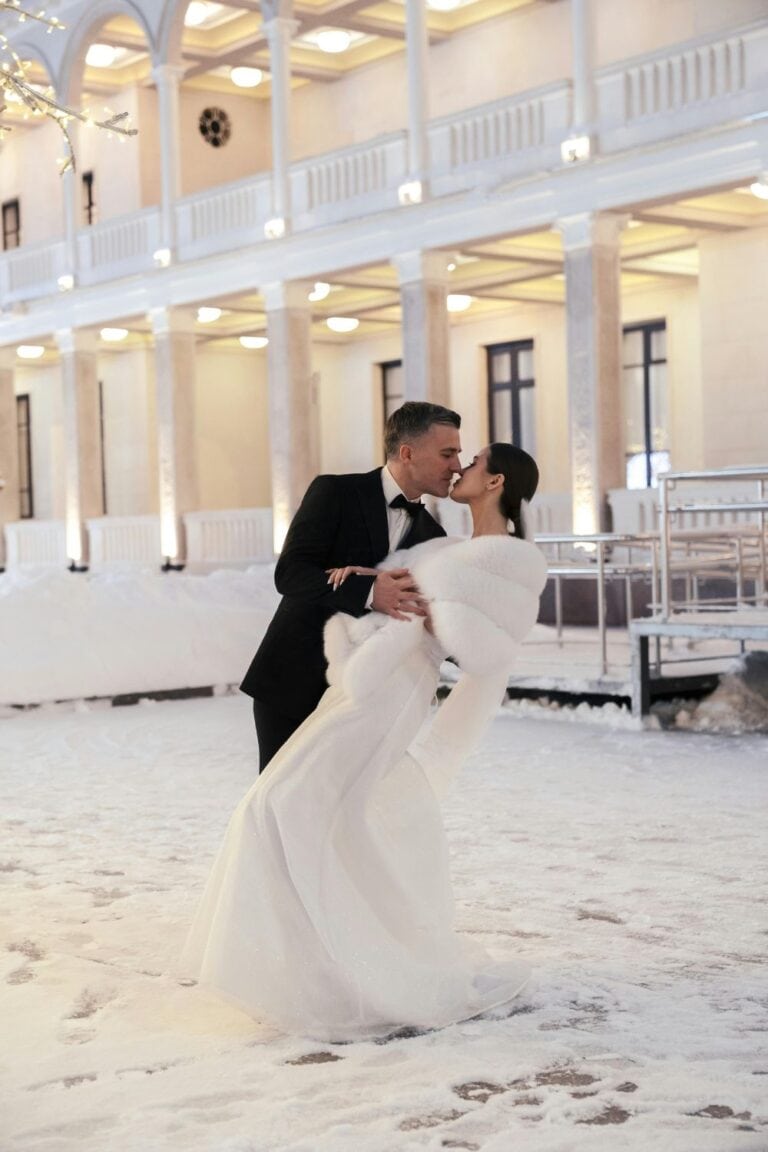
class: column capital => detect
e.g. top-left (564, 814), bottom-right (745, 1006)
top-left (55, 328), bottom-right (98, 356)
top-left (151, 62), bottom-right (187, 88)
top-left (147, 306), bottom-right (197, 338)
top-left (262, 280), bottom-right (312, 312)
top-left (392, 250), bottom-right (449, 287)
top-left (557, 211), bottom-right (630, 253)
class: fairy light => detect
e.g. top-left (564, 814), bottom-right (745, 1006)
top-left (0, 2), bottom-right (137, 174)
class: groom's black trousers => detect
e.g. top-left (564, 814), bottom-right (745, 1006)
top-left (253, 700), bottom-right (303, 774)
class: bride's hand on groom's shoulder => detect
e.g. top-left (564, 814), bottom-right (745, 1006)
top-left (371, 569), bottom-right (428, 621)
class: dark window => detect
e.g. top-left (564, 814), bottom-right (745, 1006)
top-left (16, 394), bottom-right (33, 519)
top-left (82, 171), bottom-right (96, 226)
top-left (381, 360), bottom-right (403, 423)
top-left (486, 339), bottom-right (535, 451)
top-left (622, 320), bottom-right (669, 488)
top-left (2, 198), bottom-right (20, 250)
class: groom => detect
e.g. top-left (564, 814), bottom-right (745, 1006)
top-left (240, 401), bottom-right (462, 771)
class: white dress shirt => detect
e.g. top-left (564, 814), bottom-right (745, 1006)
top-left (363, 467), bottom-right (423, 608)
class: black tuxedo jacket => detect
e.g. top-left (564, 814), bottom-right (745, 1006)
top-left (240, 469), bottom-right (445, 721)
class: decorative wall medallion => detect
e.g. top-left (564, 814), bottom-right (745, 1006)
top-left (199, 106), bottom-right (232, 148)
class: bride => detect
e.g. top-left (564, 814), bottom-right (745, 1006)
top-left (184, 443), bottom-right (547, 1041)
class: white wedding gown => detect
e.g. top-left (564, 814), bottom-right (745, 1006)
top-left (184, 538), bottom-right (540, 1041)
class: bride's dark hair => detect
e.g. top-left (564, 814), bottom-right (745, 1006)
top-left (486, 443), bottom-right (539, 539)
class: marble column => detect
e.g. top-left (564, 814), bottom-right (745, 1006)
top-left (571, 0), bottom-right (596, 134)
top-left (149, 308), bottom-right (199, 564)
top-left (152, 64), bottom-right (185, 256)
top-left (0, 351), bottom-right (19, 566)
top-left (404, 0), bottom-right (431, 191)
top-left (263, 280), bottom-right (316, 552)
top-left (262, 2), bottom-right (297, 230)
top-left (56, 329), bottom-right (103, 567)
top-left (394, 250), bottom-right (451, 407)
top-left (559, 212), bottom-right (627, 534)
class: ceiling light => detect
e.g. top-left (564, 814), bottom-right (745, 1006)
top-left (17, 345), bottom-right (45, 359)
top-left (749, 176), bottom-right (768, 200)
top-left (446, 262), bottom-right (456, 272)
top-left (326, 317), bottom-right (359, 333)
top-left (239, 335), bottom-right (269, 349)
top-left (86, 43), bottom-right (118, 68)
top-left (184, 1), bottom-right (215, 26)
top-left (308, 282), bottom-right (331, 302)
top-left (447, 294), bottom-right (472, 312)
top-left (316, 29), bottom-right (352, 54)
top-left (197, 306), bottom-right (222, 323)
top-left (231, 66), bottom-right (263, 89)
top-left (100, 327), bottom-right (129, 342)
top-left (426, 0), bottom-right (464, 10)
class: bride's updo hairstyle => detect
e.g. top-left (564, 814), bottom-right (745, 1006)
top-left (487, 443), bottom-right (539, 539)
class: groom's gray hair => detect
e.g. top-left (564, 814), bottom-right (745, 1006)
top-left (384, 401), bottom-right (461, 459)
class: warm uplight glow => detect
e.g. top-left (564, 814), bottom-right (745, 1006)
top-left (326, 317), bottom-right (359, 333)
top-left (239, 335), bottom-right (269, 349)
top-left (447, 294), bottom-right (472, 312)
top-left (316, 29), bottom-right (352, 53)
top-left (57, 273), bottom-right (74, 292)
top-left (153, 247), bottom-right (172, 268)
top-left (308, 282), bottom-right (331, 302)
top-left (184, 1), bottom-right (215, 26)
top-left (561, 135), bottom-right (591, 164)
top-left (100, 327), bottom-right (129, 342)
top-left (197, 306), bottom-right (222, 323)
top-left (398, 180), bottom-right (423, 206)
top-left (231, 66), bottom-right (263, 88)
top-left (17, 345), bottom-right (45, 359)
top-left (264, 217), bottom-right (286, 240)
top-left (86, 43), bottom-right (118, 68)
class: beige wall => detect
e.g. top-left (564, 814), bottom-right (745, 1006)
top-left (100, 347), bottom-right (157, 515)
top-left (595, 0), bottom-right (768, 65)
top-left (698, 227), bottom-right (768, 469)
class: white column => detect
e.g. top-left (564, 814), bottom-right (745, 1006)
top-left (56, 328), bottom-right (103, 567)
top-left (559, 212), bottom-right (627, 534)
top-left (571, 0), bottom-right (595, 133)
top-left (262, 2), bottom-right (296, 230)
top-left (404, 0), bottom-right (430, 191)
top-left (0, 351), bottom-right (19, 565)
top-left (263, 280), bottom-right (316, 552)
top-left (393, 250), bottom-right (451, 406)
top-left (149, 307), bottom-right (199, 564)
top-left (152, 64), bottom-right (185, 256)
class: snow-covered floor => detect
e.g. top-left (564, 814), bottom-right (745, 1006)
top-left (1, 694), bottom-right (766, 1152)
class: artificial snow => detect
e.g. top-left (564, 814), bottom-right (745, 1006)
top-left (1, 694), bottom-right (766, 1151)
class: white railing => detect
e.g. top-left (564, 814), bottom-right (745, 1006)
top-left (0, 239), bottom-right (67, 303)
top-left (184, 508), bottom-right (274, 565)
top-left (429, 82), bottom-right (571, 194)
top-left (4, 519), bottom-right (66, 566)
top-left (86, 515), bottom-right (161, 568)
top-left (597, 21), bottom-right (768, 150)
top-left (291, 132), bottom-right (408, 227)
top-left (175, 173), bottom-right (273, 261)
top-left (78, 208), bottom-right (162, 284)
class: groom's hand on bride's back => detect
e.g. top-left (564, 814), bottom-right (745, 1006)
top-left (372, 569), bottom-right (428, 621)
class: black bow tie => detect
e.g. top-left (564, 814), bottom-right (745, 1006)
top-left (389, 494), bottom-right (423, 517)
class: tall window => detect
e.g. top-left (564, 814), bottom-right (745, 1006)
top-left (622, 320), bottom-right (669, 488)
top-left (2, 198), bottom-right (20, 250)
top-left (487, 339), bottom-right (535, 451)
top-left (82, 171), bottom-right (96, 226)
top-left (16, 394), bottom-right (33, 519)
top-left (381, 360), bottom-right (403, 422)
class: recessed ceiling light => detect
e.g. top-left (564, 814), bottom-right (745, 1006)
top-left (17, 345), bottom-right (45, 360)
top-left (197, 306), bottom-right (222, 323)
top-left (239, 335), bottom-right (269, 349)
top-left (426, 0), bottom-right (464, 10)
top-left (750, 176), bottom-right (768, 200)
top-left (86, 43), bottom-right (118, 68)
top-left (184, 1), bottom-right (215, 26)
top-left (446, 294), bottom-right (472, 312)
top-left (308, 282), bottom-right (331, 302)
top-left (316, 29), bottom-right (352, 54)
top-left (231, 66), bottom-right (263, 89)
top-left (326, 317), bottom-right (359, 333)
top-left (100, 327), bottom-right (129, 342)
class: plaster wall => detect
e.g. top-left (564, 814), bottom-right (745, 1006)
top-left (99, 346), bottom-right (157, 515)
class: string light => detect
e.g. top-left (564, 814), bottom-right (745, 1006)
top-left (0, 2), bottom-right (137, 174)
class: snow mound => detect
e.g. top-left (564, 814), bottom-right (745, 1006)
top-left (675, 651), bottom-right (768, 734)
